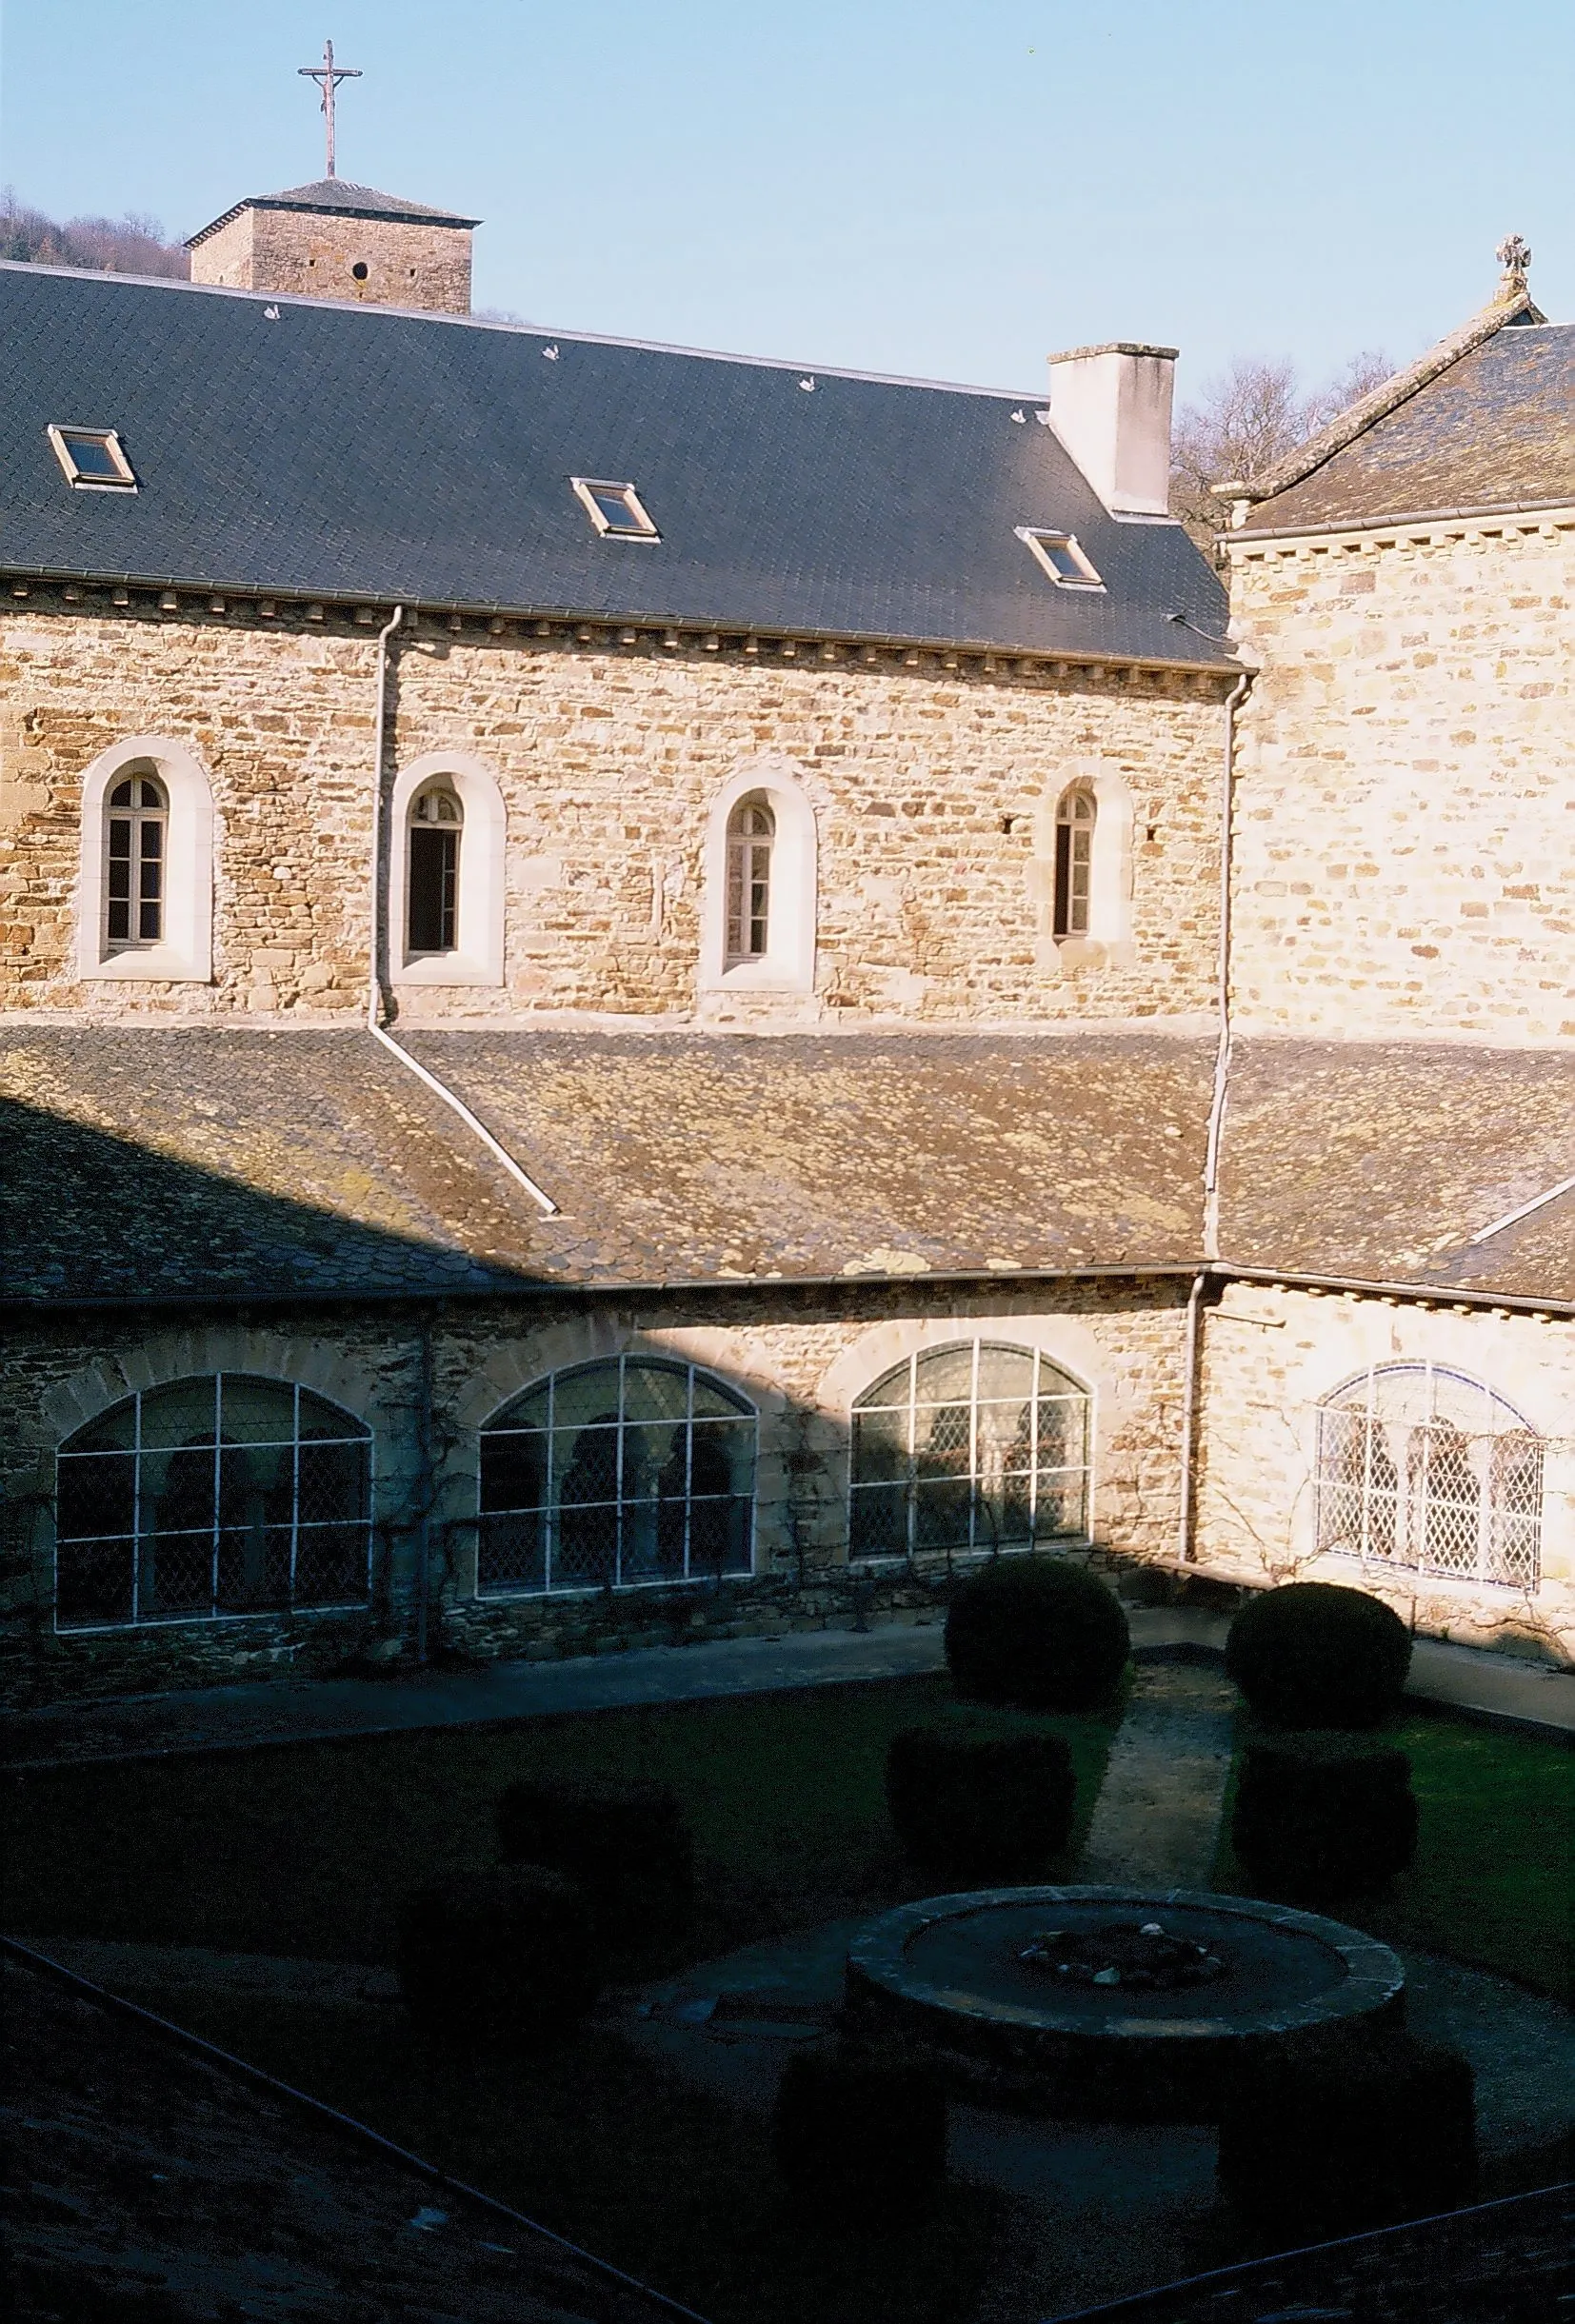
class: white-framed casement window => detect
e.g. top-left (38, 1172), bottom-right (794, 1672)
top-left (570, 477), bottom-right (660, 540)
top-left (700, 760), bottom-right (818, 995)
top-left (77, 738), bottom-right (214, 983)
top-left (1016, 526), bottom-right (1104, 589)
top-left (1052, 785), bottom-right (1095, 939)
top-left (849, 1341), bottom-right (1092, 1560)
top-left (477, 1356), bottom-right (757, 1596)
top-left (48, 423), bottom-right (138, 491)
top-left (389, 752), bottom-right (506, 986)
top-left (53, 1375), bottom-right (372, 1631)
top-left (1033, 764), bottom-right (1134, 966)
top-left (1315, 1362), bottom-right (1544, 1591)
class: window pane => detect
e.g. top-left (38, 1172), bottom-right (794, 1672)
top-left (294, 1523), bottom-right (369, 1606)
top-left (56, 1538), bottom-right (134, 1628)
top-left (139, 1528), bottom-right (213, 1619)
top-left (621, 1362), bottom-right (692, 1422)
top-left (556, 1423), bottom-right (620, 1505)
top-left (623, 1421), bottom-right (685, 1502)
top-left (689, 1416), bottom-right (754, 1493)
top-left (850, 1481), bottom-right (908, 1558)
top-left (296, 1440), bottom-right (368, 1527)
top-left (1037, 1394), bottom-right (1086, 1471)
top-left (1034, 1481), bottom-right (1086, 1539)
top-left (914, 1401), bottom-right (971, 1479)
top-left (690, 1374), bottom-right (748, 1420)
top-left (478, 1509), bottom-right (548, 1595)
top-left (554, 1500), bottom-right (618, 1586)
top-left (911, 1478), bottom-right (974, 1551)
top-left (480, 1428), bottom-right (548, 1516)
top-left (216, 1523), bottom-right (293, 1613)
top-left (548, 1367), bottom-right (624, 1431)
top-left (56, 1450), bottom-right (136, 1539)
top-left (852, 1406), bottom-right (907, 1483)
top-left (297, 1387), bottom-right (369, 1443)
top-left (142, 1441), bottom-right (217, 1535)
top-left (137, 1380), bottom-right (220, 1450)
top-left (854, 1361), bottom-right (910, 1414)
top-left (64, 432), bottom-right (124, 479)
top-left (912, 1346), bottom-right (977, 1404)
top-left (688, 1494), bottom-right (751, 1578)
top-left (975, 1346), bottom-right (1035, 1400)
top-left (408, 824), bottom-right (458, 952)
top-left (218, 1376), bottom-right (299, 1444)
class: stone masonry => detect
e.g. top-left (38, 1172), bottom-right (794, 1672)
top-left (188, 206), bottom-right (473, 315)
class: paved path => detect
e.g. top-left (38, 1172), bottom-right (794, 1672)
top-left (5, 1607), bottom-right (1571, 1772)
top-left (1078, 1662), bottom-right (1238, 1888)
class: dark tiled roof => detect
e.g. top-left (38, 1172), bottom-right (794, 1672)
top-left (0, 263), bottom-right (1233, 664)
top-left (1218, 1042), bottom-right (1575, 1304)
top-left (187, 176), bottom-right (482, 243)
top-left (1237, 317), bottom-right (1575, 535)
top-left (0, 1025), bottom-right (1213, 1302)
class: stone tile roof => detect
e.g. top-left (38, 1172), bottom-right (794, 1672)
top-left (0, 1024), bottom-right (1212, 1303)
top-left (187, 176), bottom-right (482, 243)
top-left (5, 1955), bottom-right (689, 2322)
top-left (0, 263), bottom-right (1233, 665)
top-left (1234, 314), bottom-right (1575, 535)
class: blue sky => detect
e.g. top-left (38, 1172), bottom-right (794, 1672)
top-left (2, 1), bottom-right (1569, 403)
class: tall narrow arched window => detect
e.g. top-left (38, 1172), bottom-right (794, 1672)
top-left (849, 1341), bottom-right (1091, 1561)
top-left (407, 783), bottom-right (463, 955)
top-left (1053, 786), bottom-right (1095, 939)
top-left (53, 1376), bottom-right (372, 1630)
top-left (104, 768), bottom-right (168, 950)
top-left (478, 1357), bottom-right (756, 1596)
top-left (1314, 1363), bottom-right (1543, 1589)
top-left (726, 796), bottom-right (774, 963)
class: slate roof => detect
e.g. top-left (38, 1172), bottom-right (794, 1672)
top-left (0, 261), bottom-right (1233, 664)
top-left (188, 175), bottom-right (482, 244)
top-left (1236, 310), bottom-right (1575, 536)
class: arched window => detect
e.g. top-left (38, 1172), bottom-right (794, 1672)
top-left (407, 782), bottom-right (463, 955)
top-left (478, 1357), bottom-right (756, 1596)
top-left (54, 1376), bottom-right (371, 1631)
top-left (103, 768), bottom-right (168, 948)
top-left (726, 796), bottom-right (774, 963)
top-left (850, 1341), bottom-right (1090, 1560)
top-left (1053, 786), bottom-right (1095, 939)
top-left (1315, 1363), bottom-right (1542, 1589)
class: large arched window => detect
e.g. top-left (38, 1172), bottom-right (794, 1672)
top-left (407, 781), bottom-right (463, 955)
top-left (726, 796), bottom-right (775, 963)
top-left (1315, 1363), bottom-right (1543, 1589)
top-left (478, 1357), bottom-right (756, 1596)
top-left (1052, 785), bottom-right (1095, 939)
top-left (54, 1377), bottom-right (371, 1630)
top-left (850, 1341), bottom-right (1091, 1560)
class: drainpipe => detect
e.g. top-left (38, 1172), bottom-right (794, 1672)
top-left (412, 1308), bottom-right (435, 1667)
top-left (1177, 665), bottom-right (1254, 1565)
top-left (363, 605), bottom-right (559, 1217)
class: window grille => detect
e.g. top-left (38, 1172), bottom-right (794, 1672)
top-left (849, 1341), bottom-right (1091, 1560)
top-left (1314, 1363), bottom-right (1543, 1590)
top-left (105, 769), bottom-right (168, 948)
top-left (407, 783), bottom-right (463, 954)
top-left (54, 1376), bottom-right (372, 1631)
top-left (1053, 786), bottom-right (1095, 938)
top-left (478, 1357), bottom-right (756, 1596)
top-left (725, 795), bottom-right (775, 963)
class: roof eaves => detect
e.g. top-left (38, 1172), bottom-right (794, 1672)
top-left (1226, 493), bottom-right (1575, 547)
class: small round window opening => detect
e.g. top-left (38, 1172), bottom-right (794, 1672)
top-left (351, 261), bottom-right (369, 282)
top-left (407, 784), bottom-right (463, 955)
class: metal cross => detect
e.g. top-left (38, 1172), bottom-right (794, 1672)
top-left (298, 39), bottom-right (362, 179)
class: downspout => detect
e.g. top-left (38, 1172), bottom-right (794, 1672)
top-left (364, 606), bottom-right (558, 1217)
top-left (1177, 665), bottom-right (1254, 1564)
top-left (412, 1308), bottom-right (435, 1667)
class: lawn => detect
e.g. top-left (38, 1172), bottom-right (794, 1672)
top-left (1212, 1708), bottom-right (1574, 2002)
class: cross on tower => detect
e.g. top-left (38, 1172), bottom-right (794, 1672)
top-left (298, 39), bottom-right (361, 179)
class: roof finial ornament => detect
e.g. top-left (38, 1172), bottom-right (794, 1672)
top-left (1496, 232), bottom-right (1531, 294)
top-left (299, 39), bottom-right (362, 179)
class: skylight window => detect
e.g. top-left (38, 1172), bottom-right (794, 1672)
top-left (49, 426), bottom-right (138, 491)
top-left (1016, 526), bottom-right (1103, 589)
top-left (571, 477), bottom-right (659, 540)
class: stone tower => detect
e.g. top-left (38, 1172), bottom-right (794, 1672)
top-left (186, 178), bottom-right (480, 314)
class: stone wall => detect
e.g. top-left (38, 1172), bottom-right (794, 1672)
top-left (1226, 513), bottom-right (1575, 1044)
top-left (188, 207), bottom-right (473, 315)
top-left (0, 601), bottom-right (1226, 1025)
top-left (0, 1277), bottom-right (1191, 1705)
top-left (1192, 1278), bottom-right (1575, 1662)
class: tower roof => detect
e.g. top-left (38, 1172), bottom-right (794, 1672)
top-left (186, 178), bottom-right (480, 250)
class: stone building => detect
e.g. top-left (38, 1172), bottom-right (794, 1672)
top-left (0, 185), bottom-right (1568, 1704)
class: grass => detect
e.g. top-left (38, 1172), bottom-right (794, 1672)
top-left (1212, 1708), bottom-right (1574, 2001)
top-left (3, 1674), bottom-right (1121, 1965)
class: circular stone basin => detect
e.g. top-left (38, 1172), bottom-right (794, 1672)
top-left (845, 1886), bottom-right (1406, 2121)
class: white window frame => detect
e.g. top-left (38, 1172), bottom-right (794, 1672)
top-left (570, 476), bottom-right (660, 541)
top-left (389, 751), bottom-right (507, 987)
top-left (77, 737), bottom-right (214, 983)
top-left (48, 423), bottom-right (138, 492)
top-left (1016, 526), bottom-right (1105, 590)
top-left (700, 759), bottom-right (818, 996)
top-left (1033, 761), bottom-right (1135, 964)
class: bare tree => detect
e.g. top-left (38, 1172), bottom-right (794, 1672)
top-left (1171, 348), bottom-right (1393, 555)
top-left (1, 189), bottom-right (188, 279)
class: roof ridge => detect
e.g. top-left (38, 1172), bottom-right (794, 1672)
top-left (1224, 283), bottom-right (1546, 509)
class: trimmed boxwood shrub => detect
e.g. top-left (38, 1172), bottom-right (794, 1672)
top-left (396, 1865), bottom-right (601, 2049)
top-left (772, 2044), bottom-right (947, 2223)
top-left (495, 1774), bottom-right (695, 1949)
top-left (886, 1717), bottom-right (1076, 1885)
top-left (1219, 2026), bottom-right (1476, 2241)
top-left (945, 1557), bottom-right (1129, 1711)
top-left (1232, 1737), bottom-right (1418, 1903)
top-left (1226, 1582), bottom-right (1412, 1729)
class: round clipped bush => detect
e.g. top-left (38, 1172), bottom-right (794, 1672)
top-left (495, 1774), bottom-right (695, 1950)
top-left (886, 1717), bottom-right (1076, 1885)
top-left (772, 2043), bottom-right (947, 2223)
top-left (1226, 1582), bottom-right (1412, 1729)
top-left (396, 1865), bottom-right (601, 2049)
top-left (945, 1556), bottom-right (1129, 1711)
top-left (1219, 2025), bottom-right (1476, 2242)
top-left (1232, 1738), bottom-right (1418, 1903)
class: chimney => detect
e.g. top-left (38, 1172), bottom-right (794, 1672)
top-left (1047, 342), bottom-right (1178, 517)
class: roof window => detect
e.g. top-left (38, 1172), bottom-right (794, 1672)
top-left (1016, 526), bottom-right (1103, 589)
top-left (49, 426), bottom-right (138, 492)
top-left (571, 477), bottom-right (659, 541)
